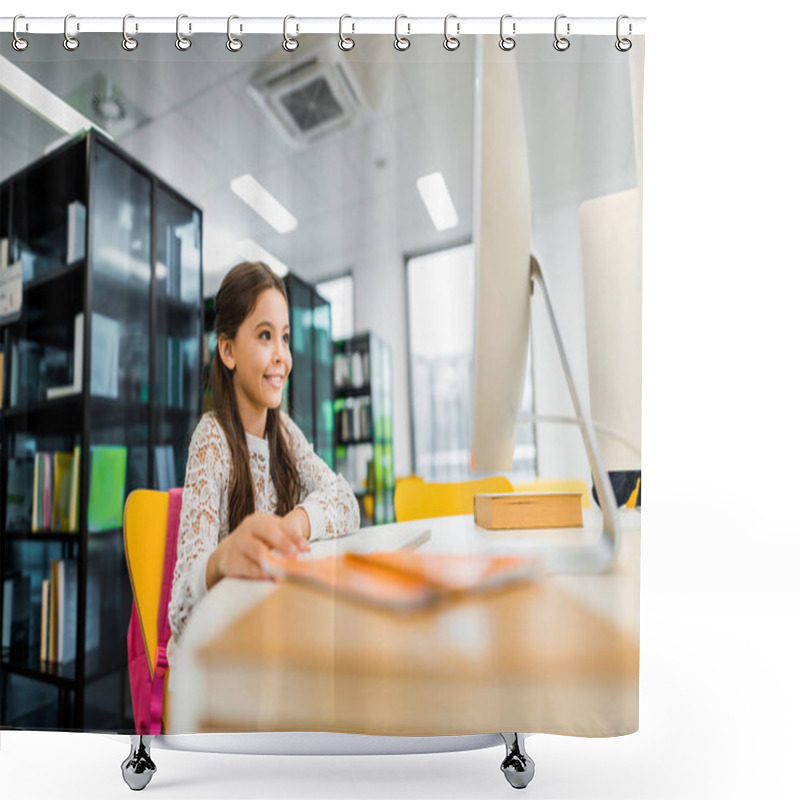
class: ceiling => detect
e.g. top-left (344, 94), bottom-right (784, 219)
top-left (1, 32), bottom-right (636, 296)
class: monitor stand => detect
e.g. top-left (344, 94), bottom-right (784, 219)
top-left (514, 252), bottom-right (623, 573)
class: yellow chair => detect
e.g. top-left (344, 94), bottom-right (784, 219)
top-left (394, 476), bottom-right (513, 522)
top-left (122, 489), bottom-right (173, 733)
top-left (626, 476), bottom-right (641, 509)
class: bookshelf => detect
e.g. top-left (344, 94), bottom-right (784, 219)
top-left (0, 129), bottom-right (203, 731)
top-left (201, 296), bottom-right (216, 414)
top-left (333, 332), bottom-right (395, 525)
top-left (282, 273), bottom-right (335, 470)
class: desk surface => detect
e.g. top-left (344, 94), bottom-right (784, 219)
top-left (169, 509), bottom-right (640, 738)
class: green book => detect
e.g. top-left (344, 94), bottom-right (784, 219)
top-left (87, 445), bottom-right (127, 532)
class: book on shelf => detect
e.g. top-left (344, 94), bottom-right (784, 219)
top-left (68, 445), bottom-right (81, 532)
top-left (335, 443), bottom-right (371, 492)
top-left (128, 445), bottom-right (149, 494)
top-left (46, 312), bottom-right (83, 399)
top-left (178, 222), bottom-right (201, 304)
top-left (0, 259), bottom-right (23, 326)
top-left (2, 572), bottom-right (31, 653)
top-left (32, 453), bottom-right (52, 533)
top-left (167, 228), bottom-right (182, 299)
top-left (2, 574), bottom-right (17, 651)
top-left (336, 397), bottom-right (374, 444)
top-left (155, 334), bottom-right (192, 407)
top-left (154, 445), bottom-right (176, 491)
top-left (17, 444), bottom-right (127, 533)
top-left (0, 351), bottom-right (4, 408)
top-left (90, 312), bottom-right (120, 399)
top-left (5, 456), bottom-right (35, 531)
top-left (42, 562), bottom-right (103, 658)
top-left (1, 236), bottom-right (7, 269)
top-left (258, 549), bottom-right (543, 612)
top-left (66, 200), bottom-right (86, 264)
top-left (334, 349), bottom-right (370, 390)
top-left (9, 339), bottom-right (43, 406)
top-left (167, 337), bottom-right (184, 406)
top-left (180, 336), bottom-right (199, 404)
top-left (41, 559), bottom-right (79, 664)
top-left (25, 451), bottom-right (79, 534)
top-left (473, 492), bottom-right (584, 530)
top-left (40, 579), bottom-right (50, 662)
top-left (49, 560), bottom-right (58, 662)
top-left (51, 451), bottom-right (74, 532)
top-left (87, 445), bottom-right (128, 532)
top-left (57, 559), bottom-right (79, 664)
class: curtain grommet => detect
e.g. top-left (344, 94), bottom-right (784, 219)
top-left (499, 14), bottom-right (516, 51)
top-left (443, 14), bottom-right (460, 51)
top-left (339, 14), bottom-right (355, 51)
top-left (63, 13), bottom-right (80, 51)
top-left (283, 15), bottom-right (299, 51)
top-left (12, 14), bottom-right (29, 51)
top-left (122, 14), bottom-right (138, 51)
top-left (553, 14), bottom-right (570, 51)
top-left (176, 14), bottom-right (192, 50)
top-left (394, 15), bottom-right (410, 51)
top-left (226, 15), bottom-right (243, 52)
top-left (615, 15), bottom-right (633, 51)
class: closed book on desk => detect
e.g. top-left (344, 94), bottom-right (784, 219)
top-left (260, 550), bottom-right (542, 612)
top-left (474, 492), bottom-right (583, 530)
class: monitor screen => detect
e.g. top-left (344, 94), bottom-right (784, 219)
top-left (470, 35), bottom-right (533, 475)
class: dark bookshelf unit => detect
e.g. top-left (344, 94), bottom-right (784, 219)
top-left (201, 296), bottom-right (216, 414)
top-left (0, 129), bottom-right (203, 732)
top-left (333, 332), bottom-right (394, 526)
top-left (282, 273), bottom-right (334, 470)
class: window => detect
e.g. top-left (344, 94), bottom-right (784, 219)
top-left (315, 273), bottom-right (354, 341)
top-left (407, 245), bottom-right (535, 482)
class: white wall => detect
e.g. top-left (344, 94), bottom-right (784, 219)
top-left (530, 206), bottom-right (594, 488)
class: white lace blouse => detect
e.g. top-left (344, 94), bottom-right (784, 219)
top-left (167, 410), bottom-right (360, 660)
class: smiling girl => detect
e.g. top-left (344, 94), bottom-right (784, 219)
top-left (167, 261), bottom-right (360, 659)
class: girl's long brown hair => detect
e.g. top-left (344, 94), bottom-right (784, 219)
top-left (210, 261), bottom-right (301, 531)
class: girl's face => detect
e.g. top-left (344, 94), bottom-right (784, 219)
top-left (219, 287), bottom-right (292, 417)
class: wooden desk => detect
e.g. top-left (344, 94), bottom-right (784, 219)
top-left (168, 509), bottom-right (639, 738)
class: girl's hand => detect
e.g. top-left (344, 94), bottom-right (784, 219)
top-left (207, 512), bottom-right (311, 588)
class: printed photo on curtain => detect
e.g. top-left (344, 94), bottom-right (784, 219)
top-left (0, 18), bottom-right (644, 791)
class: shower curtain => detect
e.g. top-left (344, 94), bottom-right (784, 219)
top-left (0, 20), bottom-right (644, 740)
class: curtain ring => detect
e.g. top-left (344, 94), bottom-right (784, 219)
top-left (227, 15), bottom-right (243, 51)
top-left (339, 15), bottom-right (355, 51)
top-left (615, 15), bottom-right (632, 52)
top-left (176, 14), bottom-right (192, 50)
top-left (394, 14), bottom-right (410, 51)
top-left (499, 14), bottom-right (516, 51)
top-left (283, 15), bottom-right (299, 51)
top-left (553, 14), bottom-right (570, 51)
top-left (12, 15), bottom-right (29, 51)
top-left (122, 14), bottom-right (138, 51)
top-left (63, 13), bottom-right (79, 51)
top-left (443, 14), bottom-right (460, 51)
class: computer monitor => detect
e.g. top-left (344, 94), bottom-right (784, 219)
top-left (468, 35), bottom-right (623, 572)
top-left (469, 35), bottom-right (533, 476)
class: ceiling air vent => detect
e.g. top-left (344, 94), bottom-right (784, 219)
top-left (246, 37), bottom-right (370, 148)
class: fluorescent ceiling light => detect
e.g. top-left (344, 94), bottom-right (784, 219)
top-left (230, 174), bottom-right (298, 234)
top-left (0, 55), bottom-right (111, 139)
top-left (416, 172), bottom-right (458, 231)
top-left (236, 239), bottom-right (290, 277)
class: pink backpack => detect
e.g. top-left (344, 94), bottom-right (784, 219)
top-left (126, 487), bottom-right (183, 735)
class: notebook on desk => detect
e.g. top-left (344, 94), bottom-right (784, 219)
top-left (260, 528), bottom-right (542, 612)
top-left (302, 526), bottom-right (432, 560)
